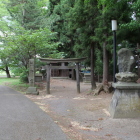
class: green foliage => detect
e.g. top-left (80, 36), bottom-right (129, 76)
top-left (11, 67), bottom-right (24, 76)
top-left (20, 69), bottom-right (28, 83)
top-left (0, 0), bottom-right (64, 82)
top-left (1, 25), bottom-right (62, 71)
top-left (120, 0), bottom-right (140, 36)
top-left (11, 66), bottom-right (28, 83)
top-left (0, 77), bottom-right (20, 85)
top-left (0, 77), bottom-right (29, 93)
top-left (97, 0), bottom-right (113, 11)
top-left (47, 0), bottom-right (72, 57)
top-left (5, 27), bottom-right (61, 59)
top-left (1, 0), bottom-right (140, 82)
top-left (62, 0), bottom-right (98, 60)
top-left (6, 0), bottom-right (48, 29)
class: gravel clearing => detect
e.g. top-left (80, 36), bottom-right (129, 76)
top-left (26, 78), bottom-right (140, 140)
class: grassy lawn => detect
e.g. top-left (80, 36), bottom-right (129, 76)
top-left (0, 71), bottom-right (6, 76)
top-left (0, 71), bottom-right (15, 76)
top-left (0, 77), bottom-right (29, 94)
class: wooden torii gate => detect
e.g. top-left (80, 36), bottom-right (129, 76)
top-left (39, 57), bottom-right (86, 94)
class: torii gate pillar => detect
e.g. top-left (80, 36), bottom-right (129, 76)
top-left (76, 62), bottom-right (80, 93)
top-left (46, 64), bottom-right (51, 94)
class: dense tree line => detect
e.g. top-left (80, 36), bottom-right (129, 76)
top-left (0, 0), bottom-right (140, 86)
top-left (47, 0), bottom-right (140, 86)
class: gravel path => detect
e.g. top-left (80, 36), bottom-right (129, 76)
top-left (26, 79), bottom-right (140, 140)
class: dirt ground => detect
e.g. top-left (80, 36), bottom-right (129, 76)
top-left (26, 79), bottom-right (140, 140)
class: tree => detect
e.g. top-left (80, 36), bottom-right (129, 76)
top-left (0, 0), bottom-right (62, 80)
top-left (95, 0), bottom-right (132, 84)
top-left (47, 0), bottom-right (76, 58)
top-left (6, 0), bottom-right (47, 30)
top-left (47, 0), bottom-right (99, 89)
top-left (4, 28), bottom-right (61, 68)
top-left (0, 48), bottom-right (12, 78)
top-left (0, 0), bottom-right (14, 77)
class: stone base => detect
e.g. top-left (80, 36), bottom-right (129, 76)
top-left (115, 72), bottom-right (138, 82)
top-left (35, 74), bottom-right (43, 82)
top-left (109, 83), bottom-right (140, 118)
top-left (26, 87), bottom-right (39, 95)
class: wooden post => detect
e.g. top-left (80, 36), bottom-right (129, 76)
top-left (46, 64), bottom-right (50, 94)
top-left (76, 62), bottom-right (80, 93)
top-left (91, 44), bottom-right (96, 90)
top-left (72, 69), bottom-right (76, 80)
top-left (137, 43), bottom-right (140, 78)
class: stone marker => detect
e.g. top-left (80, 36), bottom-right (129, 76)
top-left (115, 48), bottom-right (138, 82)
top-left (26, 59), bottom-right (39, 95)
top-left (28, 59), bottom-right (35, 86)
top-left (109, 48), bottom-right (140, 118)
top-left (117, 48), bottom-right (135, 73)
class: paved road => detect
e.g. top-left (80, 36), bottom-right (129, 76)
top-left (0, 85), bottom-right (69, 140)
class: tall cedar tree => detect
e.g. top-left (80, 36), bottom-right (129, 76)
top-left (95, 0), bottom-right (132, 83)
top-left (47, 0), bottom-right (75, 57)
top-left (48, 0), bottom-right (98, 89)
top-left (6, 0), bottom-right (45, 30)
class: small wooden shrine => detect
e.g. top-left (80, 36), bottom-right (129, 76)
top-left (39, 57), bottom-right (86, 94)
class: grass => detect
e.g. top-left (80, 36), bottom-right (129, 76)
top-left (0, 71), bottom-right (6, 76)
top-left (0, 77), bottom-right (18, 84)
top-left (0, 71), bottom-right (15, 76)
top-left (0, 77), bottom-right (29, 94)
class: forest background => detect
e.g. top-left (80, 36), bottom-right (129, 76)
top-left (0, 0), bottom-right (140, 89)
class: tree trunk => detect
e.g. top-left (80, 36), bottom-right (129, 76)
top-left (5, 66), bottom-right (11, 78)
top-left (91, 43), bottom-right (96, 90)
top-left (98, 72), bottom-right (100, 82)
top-left (102, 41), bottom-right (109, 84)
top-left (137, 43), bottom-right (140, 78)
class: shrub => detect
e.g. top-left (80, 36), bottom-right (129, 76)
top-left (20, 70), bottom-right (28, 83)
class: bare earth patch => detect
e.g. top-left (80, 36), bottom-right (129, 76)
top-left (26, 79), bottom-right (140, 140)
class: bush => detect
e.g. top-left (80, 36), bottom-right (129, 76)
top-left (11, 67), bottom-right (23, 76)
top-left (20, 70), bottom-right (28, 83)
